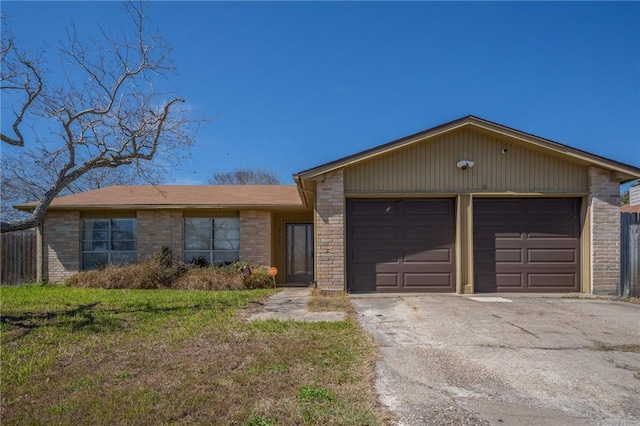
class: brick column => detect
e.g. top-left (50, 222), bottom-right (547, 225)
top-left (42, 211), bottom-right (80, 282)
top-left (239, 210), bottom-right (271, 266)
top-left (315, 170), bottom-right (345, 291)
top-left (589, 166), bottom-right (620, 295)
top-left (136, 210), bottom-right (183, 261)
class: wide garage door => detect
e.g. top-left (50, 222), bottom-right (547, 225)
top-left (347, 199), bottom-right (455, 292)
top-left (474, 198), bottom-right (581, 293)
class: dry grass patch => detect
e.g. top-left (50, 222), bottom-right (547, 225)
top-left (594, 344), bottom-right (640, 353)
top-left (1, 285), bottom-right (388, 425)
top-left (308, 289), bottom-right (353, 313)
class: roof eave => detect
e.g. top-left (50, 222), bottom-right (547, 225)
top-left (16, 204), bottom-right (309, 212)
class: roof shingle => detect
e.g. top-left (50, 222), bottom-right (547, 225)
top-left (17, 185), bottom-right (305, 210)
top-left (621, 204), bottom-right (640, 213)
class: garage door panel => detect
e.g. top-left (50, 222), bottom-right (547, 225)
top-left (404, 248), bottom-right (452, 263)
top-left (350, 224), bottom-right (399, 240)
top-left (475, 226), bottom-right (524, 238)
top-left (528, 249), bottom-right (576, 263)
top-left (474, 198), bottom-right (580, 293)
top-left (496, 249), bottom-right (524, 263)
top-left (475, 199), bottom-right (524, 215)
top-left (350, 200), bottom-right (399, 216)
top-left (403, 224), bottom-right (454, 240)
top-left (528, 274), bottom-right (578, 290)
top-left (349, 273), bottom-right (376, 292)
top-left (349, 248), bottom-right (399, 265)
top-left (403, 199), bottom-right (454, 215)
top-left (476, 273), bottom-right (524, 290)
top-left (347, 198), bottom-right (456, 293)
top-left (526, 199), bottom-right (579, 215)
top-left (404, 273), bottom-right (453, 288)
top-left (376, 273), bottom-right (400, 287)
top-left (496, 274), bottom-right (525, 288)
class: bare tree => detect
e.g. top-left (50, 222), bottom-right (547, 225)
top-left (209, 168), bottom-right (281, 185)
top-left (1, 2), bottom-right (198, 233)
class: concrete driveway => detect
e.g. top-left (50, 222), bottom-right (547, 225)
top-left (351, 295), bottom-right (640, 426)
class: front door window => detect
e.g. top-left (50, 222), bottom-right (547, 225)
top-left (286, 223), bottom-right (313, 283)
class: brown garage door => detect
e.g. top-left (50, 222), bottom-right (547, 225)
top-left (347, 199), bottom-right (456, 292)
top-left (474, 198), bottom-right (581, 293)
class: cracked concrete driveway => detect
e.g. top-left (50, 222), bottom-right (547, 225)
top-left (351, 295), bottom-right (640, 426)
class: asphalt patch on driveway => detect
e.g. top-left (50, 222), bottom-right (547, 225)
top-left (351, 295), bottom-right (640, 426)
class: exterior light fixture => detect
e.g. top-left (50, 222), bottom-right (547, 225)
top-left (456, 160), bottom-right (475, 170)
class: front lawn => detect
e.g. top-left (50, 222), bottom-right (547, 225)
top-left (1, 285), bottom-right (386, 425)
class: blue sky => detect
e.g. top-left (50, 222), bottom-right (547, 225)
top-left (2, 1), bottom-right (639, 189)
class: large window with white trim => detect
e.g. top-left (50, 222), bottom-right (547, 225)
top-left (82, 219), bottom-right (137, 270)
top-left (183, 218), bottom-right (240, 265)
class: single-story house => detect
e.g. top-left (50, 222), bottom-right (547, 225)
top-left (19, 116), bottom-right (640, 294)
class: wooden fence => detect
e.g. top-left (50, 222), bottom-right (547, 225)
top-left (1, 230), bottom-right (37, 286)
top-left (620, 212), bottom-right (640, 297)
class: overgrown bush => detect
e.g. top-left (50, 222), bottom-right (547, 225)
top-left (67, 248), bottom-right (274, 291)
top-left (67, 248), bottom-right (186, 289)
top-left (173, 262), bottom-right (273, 291)
top-left (172, 266), bottom-right (244, 290)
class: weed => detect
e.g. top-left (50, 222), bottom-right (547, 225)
top-left (115, 371), bottom-right (133, 380)
top-left (594, 344), bottom-right (640, 353)
top-left (299, 386), bottom-right (336, 403)
top-left (246, 416), bottom-right (273, 426)
top-left (269, 364), bottom-right (288, 373)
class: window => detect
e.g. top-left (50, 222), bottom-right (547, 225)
top-left (184, 218), bottom-right (240, 264)
top-left (82, 219), bottom-right (137, 270)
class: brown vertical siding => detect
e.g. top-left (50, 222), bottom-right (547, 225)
top-left (344, 128), bottom-right (588, 193)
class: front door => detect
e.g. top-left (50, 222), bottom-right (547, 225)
top-left (285, 223), bottom-right (313, 284)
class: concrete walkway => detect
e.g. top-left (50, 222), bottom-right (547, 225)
top-left (248, 287), bottom-right (346, 322)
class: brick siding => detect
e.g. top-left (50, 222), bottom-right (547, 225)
top-left (42, 211), bottom-right (80, 283)
top-left (239, 210), bottom-right (271, 266)
top-left (589, 166), bottom-right (620, 295)
top-left (314, 170), bottom-right (345, 291)
top-left (137, 210), bottom-right (184, 261)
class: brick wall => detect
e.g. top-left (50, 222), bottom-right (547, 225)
top-left (589, 166), bottom-right (620, 295)
top-left (314, 170), bottom-right (345, 291)
top-left (42, 211), bottom-right (80, 283)
top-left (137, 210), bottom-right (183, 261)
top-left (239, 210), bottom-right (271, 266)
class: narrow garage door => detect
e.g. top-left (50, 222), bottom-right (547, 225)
top-left (474, 198), bottom-right (581, 293)
top-left (347, 199), bottom-right (456, 292)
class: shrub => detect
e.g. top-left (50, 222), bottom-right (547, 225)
top-left (171, 267), bottom-right (244, 291)
top-left (66, 250), bottom-right (274, 291)
top-left (67, 248), bottom-right (186, 289)
top-left (172, 262), bottom-right (273, 291)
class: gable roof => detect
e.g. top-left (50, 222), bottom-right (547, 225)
top-left (294, 115), bottom-right (640, 183)
top-left (16, 185), bottom-right (306, 211)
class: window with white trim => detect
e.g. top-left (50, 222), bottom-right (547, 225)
top-left (82, 219), bottom-right (137, 270)
top-left (183, 218), bottom-right (240, 265)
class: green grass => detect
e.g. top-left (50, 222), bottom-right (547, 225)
top-left (1, 285), bottom-right (386, 425)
